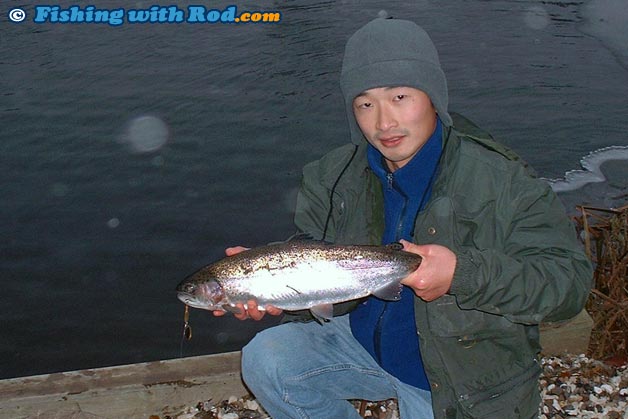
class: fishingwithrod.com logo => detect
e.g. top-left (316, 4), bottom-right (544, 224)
top-left (7, 4), bottom-right (282, 26)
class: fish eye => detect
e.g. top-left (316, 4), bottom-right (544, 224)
top-left (178, 282), bottom-right (197, 294)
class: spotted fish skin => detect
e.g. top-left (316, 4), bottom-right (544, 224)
top-left (176, 239), bottom-right (421, 321)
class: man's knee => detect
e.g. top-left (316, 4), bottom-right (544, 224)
top-left (242, 326), bottom-right (292, 386)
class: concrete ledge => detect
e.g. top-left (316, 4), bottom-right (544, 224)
top-left (540, 309), bottom-right (594, 356)
top-left (0, 351), bottom-right (247, 419)
top-left (1, 310), bottom-right (595, 419)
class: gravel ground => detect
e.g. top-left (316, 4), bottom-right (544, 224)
top-left (539, 355), bottom-right (627, 418)
top-left (166, 354), bottom-right (628, 419)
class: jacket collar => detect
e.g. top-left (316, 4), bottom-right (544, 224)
top-left (366, 118), bottom-right (443, 196)
top-left (317, 124), bottom-right (460, 196)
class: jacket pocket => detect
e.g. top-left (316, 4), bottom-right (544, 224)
top-left (426, 295), bottom-right (517, 339)
top-left (458, 362), bottom-right (541, 418)
top-left (415, 197), bottom-right (459, 249)
top-left (424, 296), bottom-right (541, 418)
top-left (417, 193), bottom-right (500, 251)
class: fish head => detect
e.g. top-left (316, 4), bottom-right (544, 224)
top-left (176, 278), bottom-right (227, 311)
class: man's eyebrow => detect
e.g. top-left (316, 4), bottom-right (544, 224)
top-left (355, 86), bottom-right (404, 98)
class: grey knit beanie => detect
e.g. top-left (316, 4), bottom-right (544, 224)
top-left (340, 18), bottom-right (452, 145)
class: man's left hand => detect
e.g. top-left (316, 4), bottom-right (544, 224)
top-left (399, 239), bottom-right (457, 302)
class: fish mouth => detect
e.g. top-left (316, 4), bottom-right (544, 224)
top-left (176, 278), bottom-right (226, 311)
top-left (177, 292), bottom-right (217, 310)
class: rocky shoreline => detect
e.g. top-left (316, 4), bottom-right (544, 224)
top-left (539, 354), bottom-right (627, 418)
top-left (165, 354), bottom-right (627, 419)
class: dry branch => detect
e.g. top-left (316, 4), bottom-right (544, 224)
top-left (573, 205), bottom-right (628, 362)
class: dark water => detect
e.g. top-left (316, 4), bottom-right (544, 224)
top-left (1, 0), bottom-right (626, 379)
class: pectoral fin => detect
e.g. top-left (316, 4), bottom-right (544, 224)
top-left (310, 304), bottom-right (334, 323)
top-left (372, 281), bottom-right (403, 301)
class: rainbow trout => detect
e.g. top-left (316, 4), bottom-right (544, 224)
top-left (176, 238), bottom-right (421, 321)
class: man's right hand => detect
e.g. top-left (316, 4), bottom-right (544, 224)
top-left (211, 246), bottom-right (283, 321)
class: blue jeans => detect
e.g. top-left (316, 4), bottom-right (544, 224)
top-left (242, 315), bottom-right (434, 419)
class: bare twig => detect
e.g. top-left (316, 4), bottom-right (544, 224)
top-left (576, 205), bottom-right (628, 361)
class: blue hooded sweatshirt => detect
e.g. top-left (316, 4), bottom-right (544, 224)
top-left (349, 118), bottom-right (443, 390)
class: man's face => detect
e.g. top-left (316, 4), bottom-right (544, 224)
top-left (353, 86), bottom-right (437, 172)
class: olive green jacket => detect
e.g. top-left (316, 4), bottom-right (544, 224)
top-left (291, 114), bottom-right (593, 418)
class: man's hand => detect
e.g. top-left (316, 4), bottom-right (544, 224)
top-left (399, 239), bottom-right (457, 302)
top-left (211, 246), bottom-right (283, 320)
top-left (213, 300), bottom-right (284, 321)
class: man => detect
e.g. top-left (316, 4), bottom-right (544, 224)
top-left (217, 17), bottom-right (592, 418)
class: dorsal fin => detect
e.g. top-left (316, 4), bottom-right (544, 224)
top-left (288, 232), bottom-right (316, 242)
top-left (265, 233), bottom-right (318, 247)
top-left (283, 232), bottom-right (332, 245)
top-left (386, 242), bottom-right (404, 251)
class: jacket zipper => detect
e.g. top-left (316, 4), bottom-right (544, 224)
top-left (374, 171), bottom-right (408, 364)
top-left (374, 304), bottom-right (387, 363)
top-left (395, 192), bottom-right (409, 241)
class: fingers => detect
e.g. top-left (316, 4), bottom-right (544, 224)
top-left (225, 246), bottom-right (250, 257)
top-left (214, 300), bottom-right (283, 321)
top-left (400, 274), bottom-right (426, 289)
top-left (399, 239), bottom-right (427, 256)
top-left (401, 273), bottom-right (440, 301)
top-left (265, 305), bottom-right (283, 316)
top-left (399, 241), bottom-right (457, 302)
top-left (212, 309), bottom-right (227, 317)
top-left (243, 301), bottom-right (265, 321)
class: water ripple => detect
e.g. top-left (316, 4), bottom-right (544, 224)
top-left (545, 146), bottom-right (628, 192)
